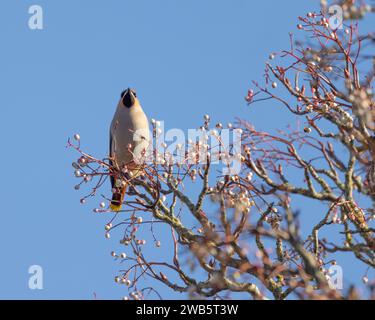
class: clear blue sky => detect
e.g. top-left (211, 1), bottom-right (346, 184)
top-left (0, 0), bottom-right (371, 299)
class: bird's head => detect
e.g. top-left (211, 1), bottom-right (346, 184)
top-left (120, 88), bottom-right (139, 108)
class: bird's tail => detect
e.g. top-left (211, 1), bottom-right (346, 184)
top-left (110, 185), bottom-right (127, 212)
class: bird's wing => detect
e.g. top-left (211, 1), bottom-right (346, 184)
top-left (109, 130), bottom-right (115, 189)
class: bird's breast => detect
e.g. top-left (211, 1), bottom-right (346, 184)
top-left (111, 107), bottom-right (150, 166)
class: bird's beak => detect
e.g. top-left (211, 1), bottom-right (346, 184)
top-left (122, 88), bottom-right (135, 108)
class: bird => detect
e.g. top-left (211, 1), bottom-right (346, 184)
top-left (109, 88), bottom-right (150, 211)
